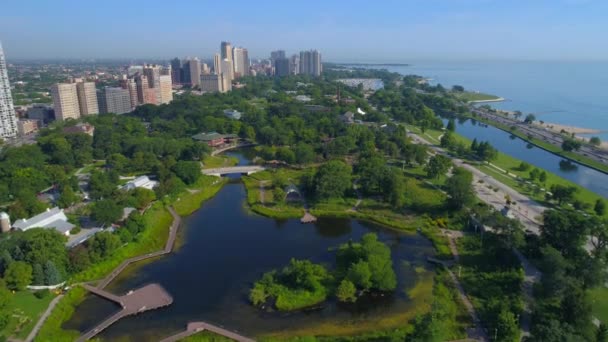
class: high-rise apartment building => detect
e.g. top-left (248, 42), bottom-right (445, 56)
top-left (159, 75), bottom-right (173, 104)
top-left (299, 50), bottom-right (322, 77)
top-left (200, 74), bottom-right (221, 93)
top-left (232, 47), bottom-right (249, 78)
top-left (134, 74), bottom-right (157, 105)
top-left (51, 83), bottom-right (80, 121)
top-left (201, 63), bottom-right (210, 75)
top-left (221, 41), bottom-right (233, 63)
top-left (0, 42), bottom-right (17, 138)
top-left (274, 58), bottom-right (290, 77)
top-left (188, 58), bottom-right (201, 87)
top-left (213, 53), bottom-right (222, 75)
top-left (289, 54), bottom-right (300, 75)
top-left (221, 59), bottom-right (233, 82)
top-left (270, 50), bottom-right (286, 63)
top-left (119, 77), bottom-right (138, 109)
top-left (143, 64), bottom-right (161, 103)
top-left (76, 82), bottom-right (99, 115)
top-left (170, 58), bottom-right (182, 85)
top-left (103, 87), bottom-right (132, 114)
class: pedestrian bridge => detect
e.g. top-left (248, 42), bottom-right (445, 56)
top-left (202, 166), bottom-right (265, 177)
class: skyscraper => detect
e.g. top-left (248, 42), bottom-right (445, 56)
top-left (188, 58), bottom-right (201, 87)
top-left (232, 47), bottom-right (249, 78)
top-left (159, 75), bottom-right (173, 104)
top-left (170, 58), bottom-right (182, 85)
top-left (221, 59), bottom-right (233, 86)
top-left (76, 82), bottom-right (99, 115)
top-left (119, 77), bottom-right (138, 109)
top-left (51, 83), bottom-right (80, 121)
top-left (134, 74), bottom-right (157, 105)
top-left (274, 58), bottom-right (290, 77)
top-left (221, 41), bottom-right (233, 63)
top-left (201, 63), bottom-right (210, 75)
top-left (0, 42), bottom-right (17, 138)
top-left (103, 87), bottom-right (132, 114)
top-left (299, 50), bottom-right (322, 76)
top-left (213, 53), bottom-right (222, 75)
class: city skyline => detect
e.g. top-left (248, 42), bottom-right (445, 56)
top-left (1, 0), bottom-right (608, 61)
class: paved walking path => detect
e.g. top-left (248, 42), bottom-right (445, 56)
top-left (24, 294), bottom-right (64, 342)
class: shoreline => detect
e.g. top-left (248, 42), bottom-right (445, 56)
top-left (468, 97), bottom-right (505, 104)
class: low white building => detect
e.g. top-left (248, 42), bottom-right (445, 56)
top-left (12, 207), bottom-right (75, 236)
top-left (223, 109), bottom-right (242, 120)
top-left (121, 175), bottom-right (159, 191)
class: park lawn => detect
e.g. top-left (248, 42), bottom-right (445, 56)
top-left (453, 91), bottom-right (502, 103)
top-left (173, 176), bottom-right (229, 216)
top-left (35, 287), bottom-right (86, 342)
top-left (1, 291), bottom-right (57, 340)
top-left (590, 287), bottom-right (608, 324)
top-left (242, 169), bottom-right (308, 219)
top-left (181, 331), bottom-right (235, 342)
top-left (202, 155), bottom-right (239, 169)
top-left (71, 202), bottom-right (172, 283)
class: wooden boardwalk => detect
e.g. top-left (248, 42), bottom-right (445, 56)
top-left (160, 322), bottom-right (255, 342)
top-left (77, 284), bottom-right (173, 341)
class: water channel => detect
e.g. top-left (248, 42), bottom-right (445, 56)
top-left (64, 151), bottom-right (436, 340)
top-left (450, 118), bottom-right (608, 198)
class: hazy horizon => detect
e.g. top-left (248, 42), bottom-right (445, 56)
top-left (1, 0), bottom-right (607, 61)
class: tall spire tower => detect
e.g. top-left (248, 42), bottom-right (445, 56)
top-left (0, 41), bottom-right (17, 138)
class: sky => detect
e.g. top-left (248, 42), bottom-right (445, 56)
top-left (1, 0), bottom-right (607, 62)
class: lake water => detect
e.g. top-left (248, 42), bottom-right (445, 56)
top-left (64, 153), bottom-right (435, 341)
top-left (357, 61), bottom-right (608, 140)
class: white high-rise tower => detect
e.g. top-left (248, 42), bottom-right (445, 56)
top-left (0, 42), bottom-right (17, 138)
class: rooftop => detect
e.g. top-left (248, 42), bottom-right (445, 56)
top-left (192, 131), bottom-right (238, 141)
top-left (12, 207), bottom-right (75, 234)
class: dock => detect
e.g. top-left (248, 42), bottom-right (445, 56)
top-left (300, 210), bottom-right (317, 224)
top-left (77, 283), bottom-right (173, 341)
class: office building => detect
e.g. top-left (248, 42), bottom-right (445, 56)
top-left (0, 42), bottom-right (17, 138)
top-left (189, 58), bottom-right (201, 87)
top-left (51, 83), bottom-right (80, 121)
top-left (201, 63), bottom-right (210, 75)
top-left (103, 87), bottom-right (132, 114)
top-left (290, 54), bottom-right (300, 75)
top-left (221, 59), bottom-right (233, 82)
top-left (76, 82), bottom-right (99, 115)
top-left (221, 41), bottom-right (233, 63)
top-left (170, 58), bottom-right (182, 85)
top-left (299, 50), bottom-right (322, 76)
top-left (159, 75), bottom-right (173, 104)
top-left (274, 58), bottom-right (290, 77)
top-left (233, 47), bottom-right (249, 78)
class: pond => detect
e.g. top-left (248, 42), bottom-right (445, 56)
top-left (64, 153), bottom-right (436, 340)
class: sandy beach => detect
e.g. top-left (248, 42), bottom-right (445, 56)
top-left (534, 122), bottom-right (603, 135)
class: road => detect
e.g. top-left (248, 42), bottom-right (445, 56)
top-left (409, 131), bottom-right (545, 234)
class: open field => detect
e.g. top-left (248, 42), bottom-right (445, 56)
top-left (0, 290), bottom-right (57, 340)
top-left (454, 91), bottom-right (503, 103)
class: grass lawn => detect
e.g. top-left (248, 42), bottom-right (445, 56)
top-left (202, 155), bottom-right (239, 169)
top-left (590, 287), bottom-right (608, 324)
top-left (1, 291), bottom-right (57, 340)
top-left (173, 176), bottom-right (229, 216)
top-left (453, 91), bottom-right (502, 103)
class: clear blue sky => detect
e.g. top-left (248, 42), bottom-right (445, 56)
top-left (1, 0), bottom-right (607, 61)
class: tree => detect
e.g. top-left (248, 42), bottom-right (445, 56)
top-left (91, 199), bottom-right (122, 225)
top-left (43, 260), bottom-right (62, 285)
top-left (172, 161), bottom-right (201, 185)
top-left (561, 139), bottom-right (582, 152)
top-left (425, 155), bottom-right (452, 179)
top-left (524, 114), bottom-right (536, 124)
top-left (446, 118), bottom-right (456, 132)
top-left (32, 263), bottom-right (45, 285)
top-left (549, 184), bottom-right (578, 205)
top-left (595, 199), bottom-right (606, 216)
top-left (541, 210), bottom-right (587, 257)
top-left (313, 160), bottom-right (352, 199)
top-left (496, 309), bottom-right (519, 342)
top-left (383, 170), bottom-right (407, 208)
top-left (445, 167), bottom-right (475, 209)
top-left (347, 260), bottom-right (372, 290)
top-left (57, 184), bottom-right (78, 208)
top-left (590, 136), bottom-right (601, 146)
top-left (539, 171), bottom-right (547, 185)
top-left (294, 143), bottom-right (315, 164)
top-left (440, 132), bottom-right (456, 149)
top-left (131, 187), bottom-right (156, 209)
top-left (87, 231), bottom-right (121, 262)
top-left (276, 147), bottom-right (296, 164)
top-left (4, 261), bottom-right (33, 290)
top-left (452, 85), bottom-right (465, 92)
top-left (336, 279), bottom-right (357, 303)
